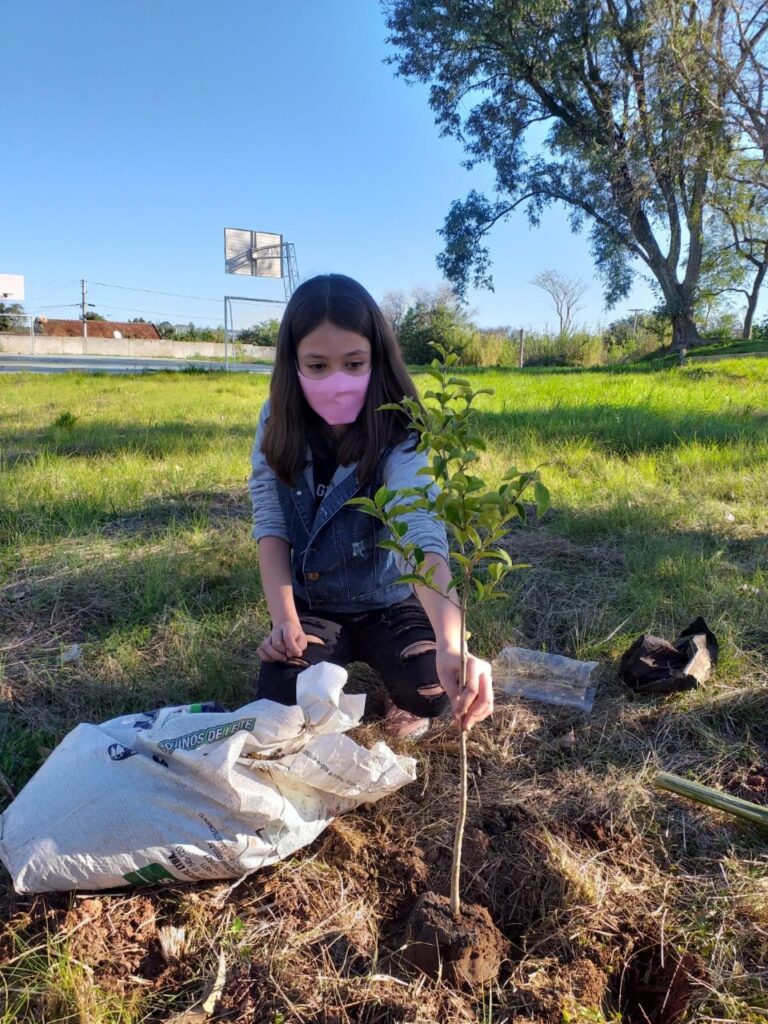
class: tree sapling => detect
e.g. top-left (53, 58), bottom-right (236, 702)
top-left (350, 346), bottom-right (548, 983)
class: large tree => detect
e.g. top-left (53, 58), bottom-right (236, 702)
top-left (701, 165), bottom-right (768, 337)
top-left (696, 1), bottom-right (768, 337)
top-left (385, 0), bottom-right (768, 349)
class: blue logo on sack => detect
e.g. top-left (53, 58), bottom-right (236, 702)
top-left (108, 743), bottom-right (137, 761)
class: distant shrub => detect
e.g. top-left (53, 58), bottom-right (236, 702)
top-left (173, 323), bottom-right (224, 343)
top-left (701, 310), bottom-right (741, 342)
top-left (519, 331), bottom-right (569, 367)
top-left (753, 316), bottom-right (768, 342)
top-left (237, 319), bottom-right (281, 346)
top-left (156, 321), bottom-right (176, 339)
top-left (0, 302), bottom-right (25, 333)
top-left (399, 301), bottom-right (478, 365)
top-left (601, 312), bottom-right (671, 363)
top-left (563, 331), bottom-right (604, 367)
top-left (461, 329), bottom-right (512, 367)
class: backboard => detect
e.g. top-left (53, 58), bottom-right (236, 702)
top-left (0, 274), bottom-right (24, 301)
top-left (224, 229), bottom-right (283, 278)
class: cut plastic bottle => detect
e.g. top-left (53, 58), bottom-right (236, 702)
top-left (492, 647), bottom-right (599, 712)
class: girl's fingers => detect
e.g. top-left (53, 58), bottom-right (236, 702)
top-left (258, 637), bottom-right (287, 663)
top-left (456, 659), bottom-right (493, 731)
top-left (260, 643), bottom-right (277, 662)
top-left (259, 624), bottom-right (307, 663)
top-left (284, 630), bottom-right (306, 657)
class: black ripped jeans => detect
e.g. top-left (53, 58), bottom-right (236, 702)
top-left (255, 595), bottom-right (451, 719)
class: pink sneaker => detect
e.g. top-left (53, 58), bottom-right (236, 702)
top-left (383, 698), bottom-right (431, 741)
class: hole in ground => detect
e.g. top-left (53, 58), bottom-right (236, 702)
top-left (615, 941), bottom-right (703, 1024)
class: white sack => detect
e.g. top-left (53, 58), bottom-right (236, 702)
top-left (0, 663), bottom-right (416, 893)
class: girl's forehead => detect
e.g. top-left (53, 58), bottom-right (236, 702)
top-left (296, 321), bottom-right (371, 355)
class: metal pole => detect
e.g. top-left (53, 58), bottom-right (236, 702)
top-left (519, 328), bottom-right (525, 369)
top-left (81, 279), bottom-right (88, 338)
top-left (224, 297), bottom-right (230, 372)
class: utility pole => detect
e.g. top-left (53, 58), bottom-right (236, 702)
top-left (81, 279), bottom-right (88, 338)
top-left (629, 308), bottom-right (643, 338)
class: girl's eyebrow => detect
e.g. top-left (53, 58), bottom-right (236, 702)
top-left (302, 349), bottom-right (367, 358)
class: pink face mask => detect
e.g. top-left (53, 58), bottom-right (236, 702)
top-left (298, 369), bottom-right (371, 426)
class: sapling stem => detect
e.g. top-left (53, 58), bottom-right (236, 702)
top-left (450, 606), bottom-right (469, 917)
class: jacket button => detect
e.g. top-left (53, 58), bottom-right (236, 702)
top-left (306, 571), bottom-right (320, 581)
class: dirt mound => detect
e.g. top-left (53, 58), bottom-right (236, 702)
top-left (403, 891), bottom-right (508, 985)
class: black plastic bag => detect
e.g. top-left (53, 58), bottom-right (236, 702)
top-left (619, 617), bottom-right (719, 695)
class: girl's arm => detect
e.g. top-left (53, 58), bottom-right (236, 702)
top-left (257, 536), bottom-right (307, 661)
top-left (413, 552), bottom-right (493, 731)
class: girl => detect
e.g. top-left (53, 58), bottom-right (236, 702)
top-left (248, 274), bottom-right (493, 739)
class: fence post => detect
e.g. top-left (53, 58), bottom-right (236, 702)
top-left (519, 328), bottom-right (525, 368)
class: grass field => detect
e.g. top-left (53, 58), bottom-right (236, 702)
top-left (1, 360), bottom-right (767, 1023)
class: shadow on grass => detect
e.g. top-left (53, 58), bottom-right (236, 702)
top-left (1, 479), bottom-right (254, 542)
top-left (496, 500), bottom-right (766, 665)
top-left (0, 417), bottom-right (258, 467)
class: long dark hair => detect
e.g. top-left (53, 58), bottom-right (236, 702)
top-left (261, 274), bottom-right (419, 485)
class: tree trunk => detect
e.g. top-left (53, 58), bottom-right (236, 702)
top-left (671, 311), bottom-right (705, 350)
top-left (742, 260), bottom-right (767, 340)
top-left (645, 258), bottom-right (705, 351)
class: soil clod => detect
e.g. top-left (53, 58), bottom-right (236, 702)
top-left (403, 891), bottom-right (507, 986)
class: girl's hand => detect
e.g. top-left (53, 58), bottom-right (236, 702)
top-left (435, 650), bottom-right (494, 731)
top-left (258, 621), bottom-right (308, 662)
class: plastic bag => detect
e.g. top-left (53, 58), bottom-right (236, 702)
top-left (619, 616), bottom-right (718, 694)
top-left (0, 663), bottom-right (416, 894)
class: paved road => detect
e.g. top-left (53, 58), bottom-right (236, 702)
top-left (0, 354), bottom-right (273, 375)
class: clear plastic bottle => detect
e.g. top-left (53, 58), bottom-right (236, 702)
top-left (492, 647), bottom-right (599, 712)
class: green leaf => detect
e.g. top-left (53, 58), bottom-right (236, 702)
top-left (378, 539), bottom-right (405, 554)
top-left (374, 486), bottom-right (397, 509)
top-left (347, 497), bottom-right (376, 513)
top-left (395, 573), bottom-right (429, 586)
top-left (534, 481), bottom-right (550, 517)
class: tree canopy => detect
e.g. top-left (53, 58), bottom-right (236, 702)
top-left (385, 0), bottom-right (768, 348)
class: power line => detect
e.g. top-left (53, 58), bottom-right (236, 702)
top-left (90, 281), bottom-right (222, 303)
top-left (95, 303), bottom-right (223, 321)
top-left (23, 303), bottom-right (82, 310)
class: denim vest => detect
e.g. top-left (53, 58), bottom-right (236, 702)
top-left (276, 454), bottom-right (413, 613)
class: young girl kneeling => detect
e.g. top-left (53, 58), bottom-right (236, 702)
top-left (248, 273), bottom-right (493, 739)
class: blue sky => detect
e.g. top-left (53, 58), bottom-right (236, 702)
top-left (4, 1), bottom-right (669, 333)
